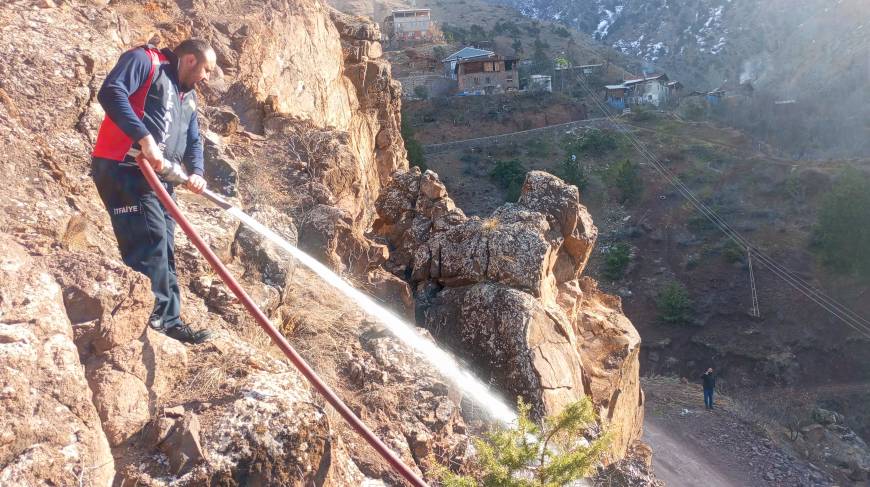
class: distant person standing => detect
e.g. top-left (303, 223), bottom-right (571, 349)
top-left (701, 368), bottom-right (716, 410)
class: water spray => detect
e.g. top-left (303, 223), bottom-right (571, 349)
top-left (143, 159), bottom-right (519, 483)
top-left (158, 161), bottom-right (516, 423)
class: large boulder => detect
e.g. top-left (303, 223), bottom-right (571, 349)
top-left (87, 328), bottom-right (189, 446)
top-left (375, 169), bottom-right (644, 462)
top-left (411, 205), bottom-right (558, 298)
top-left (425, 283), bottom-right (586, 417)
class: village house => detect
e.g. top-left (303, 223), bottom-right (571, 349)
top-left (442, 47), bottom-right (518, 95)
top-left (605, 73), bottom-right (676, 109)
top-left (384, 9), bottom-right (434, 43)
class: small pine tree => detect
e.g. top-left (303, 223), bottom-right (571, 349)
top-left (609, 158), bottom-right (643, 204)
top-left (656, 281), bottom-right (693, 325)
top-left (435, 397), bottom-right (608, 487)
top-left (603, 243), bottom-right (631, 280)
top-left (489, 159), bottom-right (527, 202)
top-left (512, 38), bottom-right (523, 55)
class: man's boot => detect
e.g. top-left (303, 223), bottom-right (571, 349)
top-left (151, 319), bottom-right (211, 344)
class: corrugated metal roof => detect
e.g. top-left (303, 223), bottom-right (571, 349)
top-left (442, 47), bottom-right (494, 63)
top-left (624, 73), bottom-right (668, 85)
top-left (605, 84), bottom-right (628, 90)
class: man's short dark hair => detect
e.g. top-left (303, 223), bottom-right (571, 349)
top-left (174, 38), bottom-right (213, 63)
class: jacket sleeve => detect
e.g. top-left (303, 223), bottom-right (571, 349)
top-left (182, 112), bottom-right (205, 177)
top-left (96, 49), bottom-right (153, 142)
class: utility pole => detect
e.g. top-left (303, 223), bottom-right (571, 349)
top-left (748, 249), bottom-right (760, 317)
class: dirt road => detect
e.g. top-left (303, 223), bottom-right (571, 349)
top-left (643, 414), bottom-right (743, 487)
top-left (642, 377), bottom-right (834, 486)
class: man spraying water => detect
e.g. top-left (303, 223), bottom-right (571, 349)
top-left (91, 39), bottom-right (216, 344)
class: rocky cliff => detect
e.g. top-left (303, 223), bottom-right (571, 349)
top-left (373, 169), bottom-right (645, 461)
top-left (0, 0), bottom-right (647, 484)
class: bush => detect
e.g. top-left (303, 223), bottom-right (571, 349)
top-left (603, 243), bottom-right (632, 280)
top-left (656, 281), bottom-right (693, 325)
top-left (567, 130), bottom-right (618, 157)
top-left (401, 118), bottom-right (427, 171)
top-left (686, 211), bottom-right (717, 233)
top-left (489, 159), bottom-right (527, 201)
top-left (556, 156), bottom-right (589, 191)
top-left (608, 158), bottom-right (643, 204)
top-left (813, 169), bottom-right (870, 278)
top-left (435, 397), bottom-right (608, 487)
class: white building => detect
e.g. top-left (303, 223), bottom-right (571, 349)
top-left (386, 9), bottom-right (433, 42)
top-left (622, 73), bottom-right (671, 106)
top-left (605, 73), bottom-right (674, 109)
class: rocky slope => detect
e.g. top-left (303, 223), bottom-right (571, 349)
top-left (0, 0), bottom-right (650, 484)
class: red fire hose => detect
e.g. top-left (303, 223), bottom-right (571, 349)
top-left (137, 159), bottom-right (428, 487)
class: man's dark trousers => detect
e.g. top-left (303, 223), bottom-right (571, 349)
top-left (92, 157), bottom-right (181, 329)
top-left (704, 388), bottom-right (714, 409)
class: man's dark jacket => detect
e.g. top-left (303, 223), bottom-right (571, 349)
top-left (702, 372), bottom-right (716, 390)
top-left (93, 46), bottom-right (203, 176)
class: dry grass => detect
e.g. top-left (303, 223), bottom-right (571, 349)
top-left (236, 321), bottom-right (287, 360)
top-left (481, 217), bottom-right (500, 233)
top-left (185, 349), bottom-right (238, 400)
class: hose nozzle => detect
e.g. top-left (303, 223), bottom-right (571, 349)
top-left (158, 161), bottom-right (190, 185)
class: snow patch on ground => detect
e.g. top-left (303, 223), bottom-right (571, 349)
top-left (594, 5), bottom-right (623, 40)
top-left (613, 36), bottom-right (669, 63)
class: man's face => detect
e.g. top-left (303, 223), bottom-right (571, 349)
top-left (178, 50), bottom-right (217, 91)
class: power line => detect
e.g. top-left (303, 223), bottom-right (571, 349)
top-left (574, 77), bottom-right (870, 339)
top-left (609, 104), bottom-right (870, 337)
